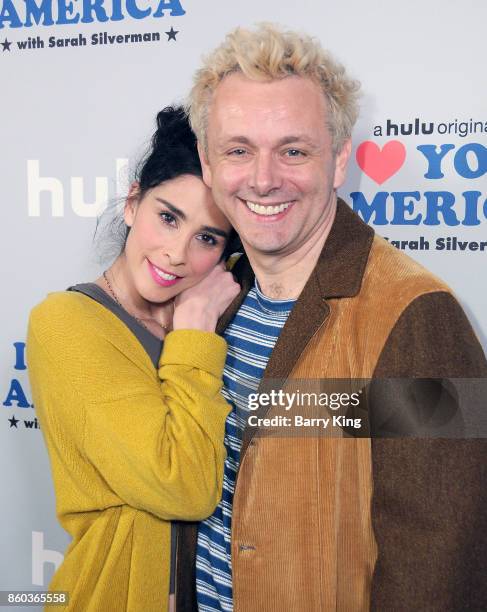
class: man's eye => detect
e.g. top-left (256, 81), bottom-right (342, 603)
top-left (285, 149), bottom-right (305, 157)
top-left (197, 233), bottom-right (218, 246)
top-left (159, 211), bottom-right (177, 226)
top-left (228, 148), bottom-right (247, 156)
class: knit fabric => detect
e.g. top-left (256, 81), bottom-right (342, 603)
top-left (27, 291), bottom-right (231, 612)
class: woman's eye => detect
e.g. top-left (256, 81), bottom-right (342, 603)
top-left (197, 233), bottom-right (218, 246)
top-left (159, 211), bottom-right (177, 226)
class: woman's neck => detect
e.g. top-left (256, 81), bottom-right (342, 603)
top-left (94, 255), bottom-right (174, 339)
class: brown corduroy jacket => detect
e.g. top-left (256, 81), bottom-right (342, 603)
top-left (176, 199), bottom-right (487, 612)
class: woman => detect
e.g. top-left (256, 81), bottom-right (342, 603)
top-left (27, 107), bottom-right (240, 611)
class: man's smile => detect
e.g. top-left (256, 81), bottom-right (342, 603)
top-left (238, 197), bottom-right (296, 220)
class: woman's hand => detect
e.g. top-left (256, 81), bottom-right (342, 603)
top-left (172, 264), bottom-right (240, 332)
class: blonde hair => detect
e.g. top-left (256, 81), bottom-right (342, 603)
top-left (188, 23), bottom-right (361, 154)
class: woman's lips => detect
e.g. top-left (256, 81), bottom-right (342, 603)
top-left (147, 260), bottom-right (181, 287)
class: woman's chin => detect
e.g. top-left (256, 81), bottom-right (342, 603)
top-left (139, 282), bottom-right (182, 305)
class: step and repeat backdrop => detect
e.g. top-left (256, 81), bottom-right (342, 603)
top-left (1, 0), bottom-right (486, 602)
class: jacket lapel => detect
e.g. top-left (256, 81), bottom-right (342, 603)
top-left (217, 199), bottom-right (375, 458)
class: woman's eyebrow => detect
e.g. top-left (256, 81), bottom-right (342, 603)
top-left (201, 225), bottom-right (229, 239)
top-left (155, 198), bottom-right (186, 220)
top-left (156, 197), bottom-right (228, 239)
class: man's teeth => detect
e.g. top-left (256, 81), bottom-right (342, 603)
top-left (154, 267), bottom-right (177, 280)
top-left (245, 201), bottom-right (292, 216)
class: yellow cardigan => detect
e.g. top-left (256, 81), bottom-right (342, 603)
top-left (27, 291), bottom-right (231, 611)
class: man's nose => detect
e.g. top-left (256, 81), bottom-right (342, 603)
top-left (249, 152), bottom-right (282, 197)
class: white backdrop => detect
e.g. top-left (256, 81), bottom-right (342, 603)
top-left (1, 0), bottom-right (486, 604)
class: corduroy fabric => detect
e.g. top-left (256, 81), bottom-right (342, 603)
top-left (176, 199), bottom-right (487, 612)
top-left (27, 292), bottom-right (231, 612)
top-left (370, 292), bottom-right (487, 611)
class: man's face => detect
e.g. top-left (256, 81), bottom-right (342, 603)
top-left (199, 73), bottom-right (351, 259)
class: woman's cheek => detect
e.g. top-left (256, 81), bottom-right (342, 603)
top-left (191, 249), bottom-right (223, 276)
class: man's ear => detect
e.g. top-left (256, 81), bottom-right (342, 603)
top-left (333, 138), bottom-right (352, 189)
top-left (123, 181), bottom-right (140, 227)
top-left (198, 141), bottom-right (213, 188)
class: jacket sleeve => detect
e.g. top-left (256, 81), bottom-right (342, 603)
top-left (370, 291), bottom-right (487, 612)
top-left (28, 305), bottom-right (231, 522)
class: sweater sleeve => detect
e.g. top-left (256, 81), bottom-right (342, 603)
top-left (369, 291), bottom-right (487, 612)
top-left (27, 296), bottom-right (231, 522)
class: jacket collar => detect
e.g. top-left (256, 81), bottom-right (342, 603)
top-left (217, 198), bottom-right (375, 453)
top-left (310, 197), bottom-right (375, 300)
top-left (218, 198), bottom-right (374, 332)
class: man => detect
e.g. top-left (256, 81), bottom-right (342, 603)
top-left (175, 24), bottom-right (487, 611)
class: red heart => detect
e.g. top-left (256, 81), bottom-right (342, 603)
top-left (356, 140), bottom-right (406, 185)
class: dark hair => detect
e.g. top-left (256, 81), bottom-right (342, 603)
top-left (95, 105), bottom-right (240, 263)
top-left (136, 105), bottom-right (202, 199)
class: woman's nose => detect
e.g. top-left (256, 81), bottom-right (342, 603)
top-left (164, 239), bottom-right (188, 266)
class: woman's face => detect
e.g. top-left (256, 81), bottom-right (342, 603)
top-left (123, 174), bottom-right (232, 303)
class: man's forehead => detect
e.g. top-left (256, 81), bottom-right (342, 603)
top-left (208, 72), bottom-right (328, 134)
top-left (212, 72), bottom-right (324, 104)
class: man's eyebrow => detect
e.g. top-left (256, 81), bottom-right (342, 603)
top-left (277, 135), bottom-right (318, 147)
top-left (155, 198), bottom-right (187, 220)
top-left (218, 136), bottom-right (253, 146)
top-left (219, 135), bottom-right (318, 147)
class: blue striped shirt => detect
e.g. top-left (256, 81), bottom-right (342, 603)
top-left (196, 281), bottom-right (296, 612)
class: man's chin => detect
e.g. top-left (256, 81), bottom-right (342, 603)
top-left (242, 237), bottom-right (291, 257)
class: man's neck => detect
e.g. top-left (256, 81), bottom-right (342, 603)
top-left (245, 201), bottom-right (337, 300)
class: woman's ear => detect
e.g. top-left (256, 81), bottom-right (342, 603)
top-left (124, 181), bottom-right (141, 227)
